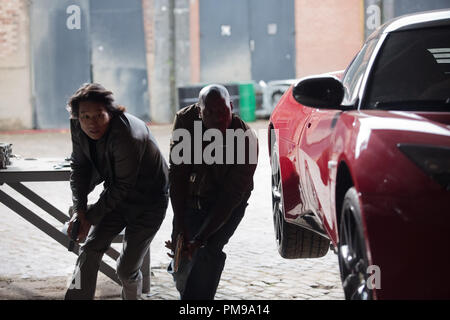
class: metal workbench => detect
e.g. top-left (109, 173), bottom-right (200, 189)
top-left (0, 158), bottom-right (151, 295)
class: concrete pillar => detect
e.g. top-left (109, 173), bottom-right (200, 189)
top-left (0, 0), bottom-right (32, 130)
top-left (189, 0), bottom-right (200, 83)
top-left (174, 0), bottom-right (191, 88)
top-left (143, 0), bottom-right (174, 123)
top-left (143, 0), bottom-right (190, 124)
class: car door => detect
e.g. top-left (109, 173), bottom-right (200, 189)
top-left (271, 89), bottom-right (313, 218)
top-left (296, 38), bottom-right (379, 231)
top-left (296, 108), bottom-right (341, 230)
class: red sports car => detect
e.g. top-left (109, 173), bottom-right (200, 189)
top-left (268, 10), bottom-right (450, 300)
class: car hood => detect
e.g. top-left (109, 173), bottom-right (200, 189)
top-left (346, 110), bottom-right (450, 162)
top-left (346, 110), bottom-right (450, 196)
top-left (353, 110), bottom-right (450, 137)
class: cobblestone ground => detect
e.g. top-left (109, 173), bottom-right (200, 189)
top-left (0, 121), bottom-right (344, 300)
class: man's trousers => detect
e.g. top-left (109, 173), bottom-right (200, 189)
top-left (171, 199), bottom-right (248, 300)
top-left (65, 205), bottom-right (166, 300)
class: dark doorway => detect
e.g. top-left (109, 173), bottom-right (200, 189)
top-left (30, 0), bottom-right (149, 128)
top-left (199, 0), bottom-right (296, 83)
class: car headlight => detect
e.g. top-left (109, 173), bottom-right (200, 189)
top-left (397, 144), bottom-right (450, 191)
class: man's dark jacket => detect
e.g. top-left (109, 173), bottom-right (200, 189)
top-left (169, 104), bottom-right (258, 243)
top-left (70, 112), bottom-right (169, 225)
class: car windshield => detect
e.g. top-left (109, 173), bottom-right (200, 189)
top-left (365, 26), bottom-right (450, 112)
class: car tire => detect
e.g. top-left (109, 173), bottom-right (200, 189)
top-left (338, 187), bottom-right (373, 300)
top-left (271, 140), bottom-right (329, 259)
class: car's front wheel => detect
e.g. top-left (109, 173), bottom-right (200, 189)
top-left (338, 187), bottom-right (373, 300)
top-left (271, 140), bottom-right (329, 259)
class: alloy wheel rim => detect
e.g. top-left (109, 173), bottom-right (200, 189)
top-left (271, 150), bottom-right (283, 245)
top-left (339, 203), bottom-right (371, 300)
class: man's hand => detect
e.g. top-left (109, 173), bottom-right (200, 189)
top-left (186, 239), bottom-right (203, 260)
top-left (67, 210), bottom-right (91, 243)
top-left (165, 240), bottom-right (174, 258)
top-left (77, 217), bottom-right (91, 243)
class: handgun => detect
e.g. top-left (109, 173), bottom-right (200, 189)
top-left (173, 233), bottom-right (184, 273)
top-left (68, 219), bottom-right (80, 252)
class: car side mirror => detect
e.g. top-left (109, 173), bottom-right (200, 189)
top-left (292, 75), bottom-right (344, 109)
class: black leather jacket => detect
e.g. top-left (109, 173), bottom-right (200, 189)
top-left (70, 113), bottom-right (169, 225)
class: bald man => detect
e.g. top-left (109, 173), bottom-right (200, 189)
top-left (166, 84), bottom-right (258, 300)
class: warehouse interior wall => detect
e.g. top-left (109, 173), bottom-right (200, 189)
top-left (1, 0), bottom-right (449, 129)
top-left (0, 0), bottom-right (32, 130)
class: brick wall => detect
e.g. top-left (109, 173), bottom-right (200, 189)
top-left (142, 1), bottom-right (154, 48)
top-left (0, 0), bottom-right (32, 130)
top-left (0, 0), bottom-right (24, 59)
top-left (295, 0), bottom-right (364, 77)
top-left (142, 0), bottom-right (154, 69)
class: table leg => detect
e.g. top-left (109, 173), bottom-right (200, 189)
top-left (9, 182), bottom-right (68, 223)
top-left (0, 188), bottom-right (121, 285)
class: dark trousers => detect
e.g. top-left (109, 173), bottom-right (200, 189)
top-left (65, 206), bottom-right (166, 300)
top-left (172, 199), bottom-right (248, 300)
